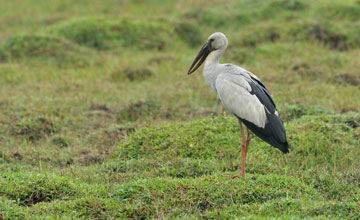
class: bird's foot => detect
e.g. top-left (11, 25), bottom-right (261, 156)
top-left (219, 173), bottom-right (244, 178)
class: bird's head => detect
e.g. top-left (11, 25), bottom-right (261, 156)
top-left (187, 32), bottom-right (228, 75)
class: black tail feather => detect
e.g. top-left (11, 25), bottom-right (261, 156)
top-left (237, 114), bottom-right (290, 154)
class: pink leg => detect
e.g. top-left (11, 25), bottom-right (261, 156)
top-left (238, 122), bottom-right (252, 178)
top-left (246, 127), bottom-right (251, 151)
top-left (239, 121), bottom-right (246, 177)
top-left (220, 120), bottom-right (251, 179)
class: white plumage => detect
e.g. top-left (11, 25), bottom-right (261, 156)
top-left (216, 73), bottom-right (267, 128)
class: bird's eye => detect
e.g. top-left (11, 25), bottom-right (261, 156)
top-left (210, 38), bottom-right (214, 42)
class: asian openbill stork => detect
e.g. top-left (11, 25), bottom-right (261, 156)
top-left (187, 32), bottom-right (289, 178)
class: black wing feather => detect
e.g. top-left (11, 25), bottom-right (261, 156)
top-left (236, 77), bottom-right (289, 153)
top-left (249, 76), bottom-right (277, 111)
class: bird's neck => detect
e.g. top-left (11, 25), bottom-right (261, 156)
top-left (203, 49), bottom-right (226, 90)
top-left (205, 48), bottom-right (225, 66)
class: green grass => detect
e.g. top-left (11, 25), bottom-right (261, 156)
top-left (1, 0), bottom-right (360, 218)
top-left (48, 18), bottom-right (170, 50)
top-left (1, 114), bottom-right (359, 218)
top-left (0, 35), bottom-right (90, 66)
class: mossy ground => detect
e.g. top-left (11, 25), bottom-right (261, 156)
top-left (0, 0), bottom-right (360, 219)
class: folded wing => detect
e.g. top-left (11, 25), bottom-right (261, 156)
top-left (215, 73), bottom-right (289, 153)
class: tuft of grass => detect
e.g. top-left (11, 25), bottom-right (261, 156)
top-left (0, 172), bottom-right (79, 206)
top-left (117, 100), bottom-right (160, 122)
top-left (51, 136), bottom-right (69, 148)
top-left (333, 73), bottom-right (360, 86)
top-left (111, 67), bottom-right (154, 82)
top-left (8, 117), bottom-right (58, 141)
top-left (27, 197), bottom-right (128, 219)
top-left (320, 4), bottom-right (360, 21)
top-left (0, 151), bottom-right (9, 163)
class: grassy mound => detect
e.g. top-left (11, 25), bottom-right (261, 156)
top-left (0, 35), bottom-right (89, 65)
top-left (116, 113), bottom-right (360, 179)
top-left (49, 18), bottom-right (169, 50)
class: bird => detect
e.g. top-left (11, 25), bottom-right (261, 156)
top-left (187, 32), bottom-right (289, 178)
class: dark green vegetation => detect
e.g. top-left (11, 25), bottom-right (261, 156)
top-left (0, 0), bottom-right (359, 219)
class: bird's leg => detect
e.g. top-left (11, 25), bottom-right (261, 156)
top-left (239, 120), bottom-right (246, 178)
top-left (242, 127), bottom-right (251, 176)
top-left (245, 127), bottom-right (251, 151)
top-left (220, 120), bottom-right (250, 179)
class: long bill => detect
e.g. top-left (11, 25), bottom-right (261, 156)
top-left (187, 42), bottom-right (212, 75)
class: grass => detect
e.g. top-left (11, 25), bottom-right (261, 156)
top-left (0, 0), bottom-right (360, 218)
top-left (48, 18), bottom-right (170, 50)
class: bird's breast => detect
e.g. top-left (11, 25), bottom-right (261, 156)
top-left (203, 63), bottom-right (228, 91)
top-left (203, 70), bottom-right (219, 91)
